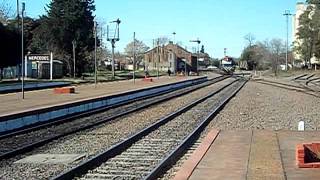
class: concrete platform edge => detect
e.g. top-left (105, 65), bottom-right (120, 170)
top-left (173, 129), bottom-right (220, 180)
top-left (0, 77), bottom-right (207, 133)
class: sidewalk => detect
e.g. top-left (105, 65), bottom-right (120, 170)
top-left (0, 76), bottom-right (205, 116)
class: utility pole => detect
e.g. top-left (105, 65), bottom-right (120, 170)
top-left (72, 40), bottom-right (76, 78)
top-left (157, 39), bottom-right (160, 79)
top-left (21, 2), bottom-right (25, 99)
top-left (133, 32), bottom-right (136, 83)
top-left (16, 0), bottom-right (19, 27)
top-left (17, 0), bottom-right (20, 81)
top-left (107, 18), bottom-right (121, 80)
top-left (284, 10), bottom-right (292, 71)
top-left (94, 21), bottom-right (97, 87)
top-left (190, 38), bottom-right (201, 76)
top-left (152, 39), bottom-right (154, 70)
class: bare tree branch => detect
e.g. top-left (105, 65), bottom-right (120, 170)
top-left (0, 0), bottom-right (14, 24)
top-left (244, 33), bottom-right (256, 47)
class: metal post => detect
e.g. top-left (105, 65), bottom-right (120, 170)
top-left (286, 13), bottom-right (289, 71)
top-left (72, 40), bottom-right (76, 78)
top-left (197, 43), bottom-right (200, 76)
top-left (133, 32), bottom-right (136, 83)
top-left (21, 2), bottom-right (25, 99)
top-left (284, 10), bottom-right (292, 71)
top-left (157, 39), bottom-right (160, 79)
top-left (94, 21), bottom-right (97, 87)
top-left (185, 61), bottom-right (187, 76)
top-left (50, 52), bottom-right (53, 80)
top-left (111, 41), bottom-right (115, 80)
top-left (107, 19), bottom-right (121, 80)
top-left (190, 39), bottom-right (201, 76)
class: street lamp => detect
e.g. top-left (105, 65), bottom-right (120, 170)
top-left (190, 38), bottom-right (201, 75)
top-left (21, 2), bottom-right (25, 99)
top-left (283, 10), bottom-right (292, 71)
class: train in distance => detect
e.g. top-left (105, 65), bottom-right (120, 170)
top-left (220, 56), bottom-right (236, 73)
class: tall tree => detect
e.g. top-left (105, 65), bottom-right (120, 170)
top-left (240, 39), bottom-right (285, 71)
top-left (157, 36), bottom-right (169, 45)
top-left (35, 0), bottom-right (96, 76)
top-left (124, 39), bottom-right (149, 68)
top-left (295, 0), bottom-right (320, 66)
top-left (244, 33), bottom-right (256, 47)
top-left (240, 33), bottom-right (257, 70)
top-left (7, 17), bottom-right (42, 53)
top-left (269, 39), bottom-right (286, 75)
top-left (0, 0), bottom-right (13, 24)
top-left (0, 22), bottom-right (20, 79)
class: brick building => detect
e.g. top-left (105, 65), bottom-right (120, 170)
top-left (144, 42), bottom-right (198, 74)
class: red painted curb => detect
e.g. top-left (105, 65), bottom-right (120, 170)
top-left (173, 129), bottom-right (220, 180)
top-left (142, 78), bottom-right (153, 82)
top-left (54, 87), bottom-right (75, 94)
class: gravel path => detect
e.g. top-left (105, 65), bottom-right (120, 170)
top-left (0, 78), bottom-right (235, 180)
top-left (212, 81), bottom-right (320, 130)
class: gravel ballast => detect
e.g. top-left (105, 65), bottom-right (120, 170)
top-left (0, 78), bottom-right (235, 179)
top-left (212, 81), bottom-right (320, 130)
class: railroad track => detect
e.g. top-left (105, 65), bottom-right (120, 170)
top-left (292, 74), bottom-right (320, 92)
top-left (0, 75), bottom-right (230, 160)
top-left (255, 79), bottom-right (320, 98)
top-left (53, 78), bottom-right (247, 180)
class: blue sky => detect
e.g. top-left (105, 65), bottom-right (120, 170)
top-left (19, 0), bottom-right (303, 58)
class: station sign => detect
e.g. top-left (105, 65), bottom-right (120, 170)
top-left (27, 54), bottom-right (50, 62)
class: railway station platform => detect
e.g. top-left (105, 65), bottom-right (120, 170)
top-left (0, 76), bottom-right (213, 116)
top-left (176, 130), bottom-right (320, 180)
top-left (0, 81), bottom-right (71, 94)
top-left (0, 75), bottom-right (224, 133)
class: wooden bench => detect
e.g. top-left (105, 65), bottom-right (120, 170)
top-left (54, 87), bottom-right (75, 94)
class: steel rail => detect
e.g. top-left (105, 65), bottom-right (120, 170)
top-left (0, 76), bottom-right (224, 140)
top-left (145, 80), bottom-right (247, 180)
top-left (52, 78), bottom-right (242, 180)
top-left (0, 76), bottom-right (229, 160)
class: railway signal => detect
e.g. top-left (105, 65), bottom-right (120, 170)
top-left (107, 18), bottom-right (121, 80)
top-left (190, 39), bottom-right (201, 75)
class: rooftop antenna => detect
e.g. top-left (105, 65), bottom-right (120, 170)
top-left (107, 18), bottom-right (121, 80)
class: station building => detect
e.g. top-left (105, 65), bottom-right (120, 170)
top-left (25, 54), bottom-right (64, 79)
top-left (144, 42), bottom-right (198, 74)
